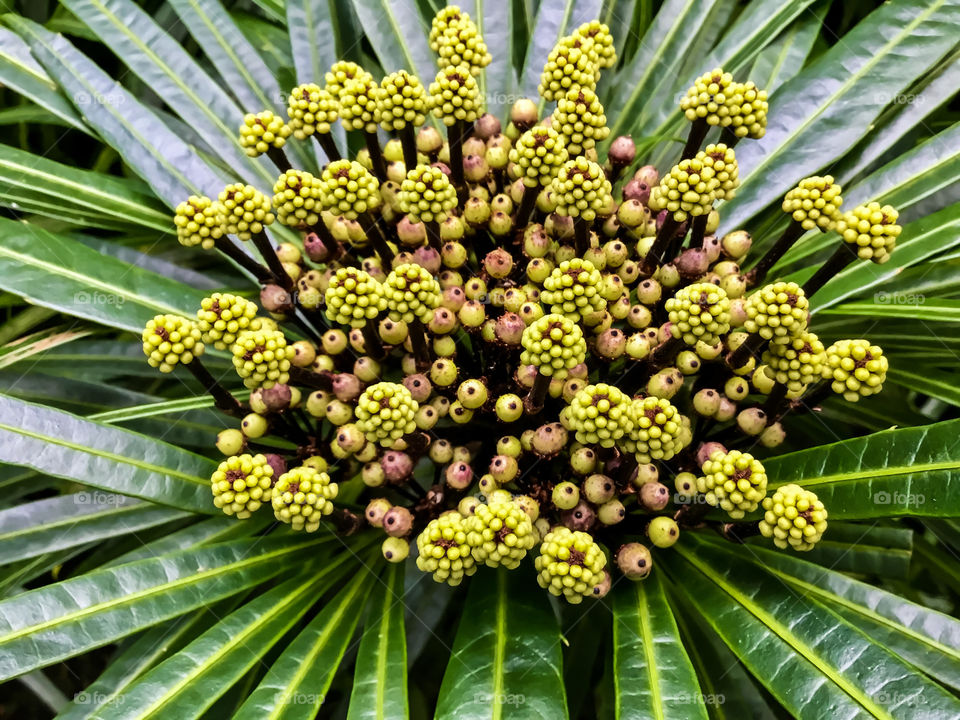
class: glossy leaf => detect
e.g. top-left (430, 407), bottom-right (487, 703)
top-left (885, 366), bottom-right (960, 406)
top-left (748, 4), bottom-right (823, 93)
top-left (233, 560), bottom-right (378, 720)
top-left (792, 522), bottom-right (913, 579)
top-left (0, 218), bottom-right (208, 332)
top-left (0, 493), bottom-right (188, 563)
top-left (741, 540), bottom-right (960, 690)
top-left (611, 572), bottom-right (707, 720)
top-left (821, 298), bottom-right (960, 322)
top-left (4, 14), bottom-right (227, 205)
top-left (0, 27), bottom-right (87, 133)
top-left (349, 0), bottom-right (436, 87)
top-left (465, 0), bottom-right (516, 116)
top-left (670, 536), bottom-right (960, 719)
top-left (719, 0), bottom-right (960, 234)
top-left (0, 143), bottom-right (170, 232)
top-left (347, 563), bottom-right (408, 720)
top-left (0, 394), bottom-right (216, 513)
top-left (435, 567), bottom-right (567, 720)
top-left (90, 558), bottom-right (355, 720)
top-left (0, 535), bottom-right (327, 681)
top-left (520, 0), bottom-right (603, 107)
top-left (60, 0), bottom-right (278, 187)
top-left (763, 417), bottom-right (960, 518)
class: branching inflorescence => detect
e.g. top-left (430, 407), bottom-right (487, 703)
top-left (146, 5), bottom-right (897, 603)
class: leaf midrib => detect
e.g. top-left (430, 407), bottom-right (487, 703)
top-left (678, 546), bottom-right (892, 720)
top-left (0, 540), bottom-right (316, 645)
top-left (491, 568), bottom-right (507, 720)
top-left (770, 458), bottom-right (959, 489)
top-left (0, 419), bottom-right (209, 485)
top-left (638, 582), bottom-right (664, 720)
top-left (0, 499), bottom-right (155, 542)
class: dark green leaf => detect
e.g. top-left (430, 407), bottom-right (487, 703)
top-left (786, 522), bottom-right (913, 578)
top-left (435, 567), bottom-right (567, 720)
top-left (748, 4), bottom-right (823, 93)
top-left (0, 534), bottom-right (328, 681)
top-left (349, 0), bottom-right (436, 86)
top-left (0, 493), bottom-right (188, 563)
top-left (347, 562), bottom-right (408, 720)
top-left (465, 0), bottom-right (516, 117)
top-left (0, 394), bottom-right (216, 513)
top-left (611, 572), bottom-right (707, 720)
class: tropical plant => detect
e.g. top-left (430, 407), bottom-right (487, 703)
top-left (1, 1), bottom-right (959, 719)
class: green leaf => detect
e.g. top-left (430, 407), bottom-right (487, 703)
top-left (465, 0), bottom-right (516, 117)
top-left (91, 554), bottom-right (358, 720)
top-left (0, 394), bottom-right (216, 513)
top-left (719, 0), bottom-right (960, 233)
top-left (166, 0), bottom-right (284, 116)
top-left (233, 559), bottom-right (378, 720)
top-left (748, 3), bottom-right (823, 93)
top-left (285, 0), bottom-right (347, 165)
top-left (885, 366), bottom-right (960, 406)
top-left (821, 298), bottom-right (960, 322)
top-left (59, 0), bottom-right (278, 188)
top-left (0, 147), bottom-right (169, 232)
top-left (788, 522), bottom-right (913, 578)
top-left (0, 534), bottom-right (328, 681)
top-left (89, 392), bottom-right (250, 424)
top-left (520, 0), bottom-right (603, 107)
top-left (0, 493), bottom-right (188, 563)
top-left (669, 535), bottom-right (960, 719)
top-left (3, 14), bottom-right (227, 206)
top-left (435, 567), bottom-right (567, 720)
top-left (611, 572), bottom-right (707, 720)
top-left (349, 0), bottom-right (436, 88)
top-left (0, 218), bottom-right (208, 332)
top-left (347, 563), bottom-right (408, 720)
top-left (763, 417), bottom-right (960, 518)
top-left (741, 539), bottom-right (960, 690)
top-left (0, 27), bottom-right (87, 132)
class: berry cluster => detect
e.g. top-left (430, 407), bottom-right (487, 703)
top-left (143, 6), bottom-right (904, 607)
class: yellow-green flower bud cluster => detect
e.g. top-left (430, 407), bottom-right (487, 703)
top-left (238, 110), bottom-right (291, 157)
top-left (835, 202), bottom-right (900, 264)
top-left (320, 160), bottom-right (381, 219)
top-left (665, 282), bottom-right (731, 346)
top-left (272, 170), bottom-right (325, 228)
top-left (218, 183), bottom-right (275, 240)
top-left (565, 383), bottom-right (633, 448)
top-left (416, 510), bottom-right (476, 585)
top-left (572, 20), bottom-right (616, 69)
top-left (520, 313), bottom-right (587, 378)
top-left (540, 258), bottom-right (606, 322)
top-left (538, 40), bottom-right (597, 102)
top-left (429, 65), bottom-right (483, 125)
top-left (211, 453), bottom-right (274, 518)
top-left (197, 293), bottom-right (263, 350)
top-left (699, 143), bottom-right (739, 201)
top-left (782, 175), bottom-right (843, 231)
top-left (762, 331), bottom-right (825, 396)
top-left (535, 527), bottom-right (606, 604)
top-left (759, 484), bottom-right (827, 551)
top-left (649, 155), bottom-right (717, 222)
top-left (231, 328), bottom-right (294, 389)
top-left (680, 68), bottom-right (736, 126)
top-left (627, 396), bottom-right (685, 463)
top-left (325, 61), bottom-right (372, 96)
top-left (355, 381), bottom-right (419, 447)
top-left (338, 74), bottom-right (380, 133)
top-left (697, 449), bottom-right (767, 519)
top-left (174, 195), bottom-right (223, 249)
top-left (509, 126), bottom-right (569, 188)
top-left (822, 339), bottom-right (887, 401)
top-left (743, 282), bottom-right (809, 341)
top-left (324, 267), bottom-right (387, 328)
top-left (550, 157), bottom-right (611, 222)
top-left (468, 499), bottom-right (536, 569)
top-left (553, 87), bottom-right (609, 157)
top-left (377, 70), bottom-right (428, 131)
top-left (399, 165), bottom-right (458, 223)
top-left (287, 83), bottom-right (338, 139)
top-left (428, 6), bottom-right (491, 75)
top-left (725, 80), bottom-right (767, 139)
top-left (272, 465), bottom-right (338, 532)
top-left (383, 263), bottom-right (442, 323)
top-left (142, 314), bottom-right (203, 372)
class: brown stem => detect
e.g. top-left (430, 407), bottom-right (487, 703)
top-left (185, 360), bottom-right (243, 417)
top-left (361, 319), bottom-right (387, 360)
top-left (425, 220), bottom-right (443, 252)
top-left (726, 332), bottom-right (767, 371)
top-left (574, 216), bottom-right (590, 256)
top-left (213, 236), bottom-right (274, 284)
top-left (364, 130), bottom-right (388, 181)
top-left (681, 118), bottom-right (708, 161)
top-left (761, 382), bottom-right (789, 425)
top-left (687, 214), bottom-right (709, 252)
top-left (266, 146), bottom-right (292, 173)
top-left (409, 319), bottom-right (432, 371)
top-left (399, 124), bottom-right (418, 169)
top-left (315, 133), bottom-right (341, 162)
top-left (747, 222), bottom-right (805, 287)
top-left (719, 522), bottom-right (761, 543)
top-left (648, 335), bottom-right (685, 371)
top-left (524, 370), bottom-right (551, 414)
top-left (448, 119), bottom-right (467, 203)
top-left (515, 183), bottom-right (539, 228)
top-left (803, 243), bottom-right (858, 298)
top-left (719, 127), bottom-right (740, 148)
top-left (251, 231), bottom-right (291, 289)
top-left (359, 212), bottom-right (395, 265)
top-left (288, 366), bottom-right (335, 391)
top-left (641, 214), bottom-right (681, 274)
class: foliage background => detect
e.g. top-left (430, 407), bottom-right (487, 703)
top-left (0, 0), bottom-right (959, 718)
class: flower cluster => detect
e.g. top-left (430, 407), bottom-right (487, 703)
top-left (143, 6), bottom-right (906, 605)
